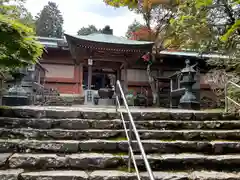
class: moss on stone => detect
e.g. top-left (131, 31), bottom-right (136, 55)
top-left (108, 137), bottom-right (128, 141)
top-left (117, 166), bottom-right (136, 172)
top-left (0, 106), bottom-right (10, 109)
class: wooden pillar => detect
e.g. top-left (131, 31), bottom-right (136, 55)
top-left (116, 68), bottom-right (121, 96)
top-left (79, 63), bottom-right (83, 95)
top-left (87, 59), bottom-right (93, 90)
top-left (38, 70), bottom-right (41, 84)
top-left (102, 74), bottom-right (106, 88)
top-left (123, 62), bottom-right (128, 94)
top-left (88, 66), bottom-right (92, 89)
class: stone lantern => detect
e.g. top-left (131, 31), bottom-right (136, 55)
top-left (2, 68), bottom-right (29, 106)
top-left (178, 59), bottom-right (200, 110)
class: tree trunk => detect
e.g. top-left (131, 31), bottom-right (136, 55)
top-left (147, 64), bottom-right (158, 105)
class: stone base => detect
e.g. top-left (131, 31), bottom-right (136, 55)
top-left (179, 102), bottom-right (200, 110)
top-left (2, 96), bottom-right (29, 106)
top-left (98, 99), bottom-right (115, 106)
top-left (40, 96), bottom-right (85, 106)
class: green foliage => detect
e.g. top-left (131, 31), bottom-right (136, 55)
top-left (0, 15), bottom-right (43, 67)
top-left (104, 0), bottom-right (138, 8)
top-left (0, 0), bottom-right (35, 27)
top-left (221, 20), bottom-right (240, 42)
top-left (168, 0), bottom-right (240, 74)
top-left (228, 86), bottom-right (240, 101)
top-left (227, 79), bottom-right (240, 112)
top-left (35, 1), bottom-right (64, 38)
top-left (195, 0), bottom-right (212, 8)
top-left (125, 19), bottom-right (145, 38)
top-left (0, 0), bottom-right (43, 67)
top-left (166, 0), bottom-right (212, 49)
top-left (77, 25), bottom-right (112, 36)
top-left (106, 0), bottom-right (174, 49)
top-left (77, 25), bottom-right (100, 36)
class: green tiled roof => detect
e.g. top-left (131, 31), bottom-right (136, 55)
top-left (65, 33), bottom-right (154, 45)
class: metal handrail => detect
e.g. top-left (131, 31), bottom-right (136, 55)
top-left (115, 80), bottom-right (155, 180)
top-left (225, 80), bottom-right (240, 112)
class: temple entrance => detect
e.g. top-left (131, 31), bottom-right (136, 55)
top-left (83, 68), bottom-right (116, 90)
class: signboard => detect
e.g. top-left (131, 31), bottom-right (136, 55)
top-left (88, 59), bottom-right (93, 66)
top-left (84, 90), bottom-right (94, 105)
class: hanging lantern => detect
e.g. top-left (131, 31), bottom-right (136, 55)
top-left (142, 53), bottom-right (150, 62)
top-left (141, 52), bottom-right (153, 65)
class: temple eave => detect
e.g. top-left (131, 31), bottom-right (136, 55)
top-left (64, 33), bottom-right (154, 50)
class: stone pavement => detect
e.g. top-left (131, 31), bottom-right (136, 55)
top-left (10, 105), bottom-right (209, 113)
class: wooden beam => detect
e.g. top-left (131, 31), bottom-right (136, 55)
top-left (40, 61), bottom-right (75, 65)
top-left (92, 58), bottom-right (125, 62)
top-left (82, 60), bottom-right (121, 70)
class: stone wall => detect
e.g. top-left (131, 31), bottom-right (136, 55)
top-left (37, 95), bottom-right (84, 106)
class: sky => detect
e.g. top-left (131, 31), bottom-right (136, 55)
top-left (24, 0), bottom-right (144, 37)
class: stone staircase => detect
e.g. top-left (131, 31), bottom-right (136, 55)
top-left (0, 107), bottom-right (239, 179)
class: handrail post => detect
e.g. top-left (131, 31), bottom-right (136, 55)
top-left (128, 121), bottom-right (132, 172)
top-left (170, 79), bottom-right (173, 108)
top-left (225, 80), bottom-right (240, 113)
top-left (225, 82), bottom-right (228, 113)
top-left (116, 85), bottom-right (118, 112)
top-left (116, 96), bottom-right (118, 112)
top-left (116, 80), bottom-right (155, 180)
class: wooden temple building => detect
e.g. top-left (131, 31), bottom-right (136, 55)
top-left (38, 29), bottom-right (155, 95)
top-left (37, 29), bottom-right (216, 107)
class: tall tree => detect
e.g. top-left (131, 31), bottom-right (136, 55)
top-left (77, 25), bottom-right (113, 35)
top-left (104, 0), bottom-right (173, 41)
top-left (126, 20), bottom-right (145, 38)
top-left (18, 6), bottom-right (35, 28)
top-left (77, 25), bottom-right (99, 35)
top-left (168, 0), bottom-right (240, 108)
top-left (35, 1), bottom-right (64, 38)
top-left (168, 0), bottom-right (240, 74)
top-left (101, 25), bottom-right (113, 34)
top-left (0, 0), bottom-right (35, 27)
top-left (104, 1), bottom-right (174, 105)
top-left (0, 0), bottom-right (43, 68)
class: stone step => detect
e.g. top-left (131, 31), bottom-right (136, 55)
top-left (1, 128), bottom-right (240, 141)
top-left (1, 117), bottom-right (240, 130)
top-left (6, 153), bottom-right (240, 171)
top-left (21, 171), bottom-right (88, 180)
top-left (0, 169), bottom-right (24, 180)
top-left (0, 108), bottom-right (238, 120)
top-left (1, 169), bottom-right (240, 180)
top-left (0, 139), bottom-right (240, 155)
top-left (135, 120), bottom-right (240, 130)
top-left (12, 170), bottom-right (240, 180)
